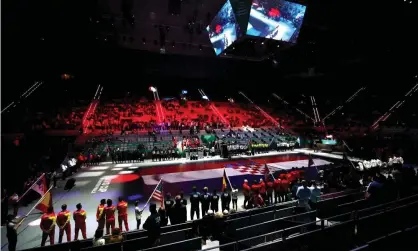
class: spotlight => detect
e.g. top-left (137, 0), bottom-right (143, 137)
top-left (149, 86), bottom-right (157, 92)
top-left (182, 90), bottom-right (188, 95)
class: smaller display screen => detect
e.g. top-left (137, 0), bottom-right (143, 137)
top-left (206, 0), bottom-right (240, 55)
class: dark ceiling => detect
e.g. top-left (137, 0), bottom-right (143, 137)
top-left (2, 0), bottom-right (417, 101)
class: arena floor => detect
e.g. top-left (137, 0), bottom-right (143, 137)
top-left (1, 150), bottom-right (349, 250)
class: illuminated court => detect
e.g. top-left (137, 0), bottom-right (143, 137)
top-left (1, 151), bottom-right (340, 250)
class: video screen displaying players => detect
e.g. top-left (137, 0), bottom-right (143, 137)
top-left (246, 0), bottom-right (306, 43)
top-left (206, 0), bottom-right (240, 55)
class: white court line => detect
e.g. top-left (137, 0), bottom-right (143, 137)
top-left (90, 166), bottom-right (110, 171)
top-left (119, 171), bottom-right (134, 174)
top-left (115, 163), bottom-right (134, 168)
top-left (75, 171), bottom-right (105, 178)
top-left (112, 168), bottom-right (123, 171)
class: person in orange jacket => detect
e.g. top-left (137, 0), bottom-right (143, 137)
top-left (40, 206), bottom-right (56, 246)
top-left (251, 180), bottom-right (260, 194)
top-left (274, 178), bottom-right (282, 203)
top-left (96, 199), bottom-right (106, 231)
top-left (57, 204), bottom-right (71, 243)
top-left (259, 178), bottom-right (267, 202)
top-left (266, 178), bottom-right (274, 205)
top-left (117, 197), bottom-right (129, 231)
top-left (104, 199), bottom-right (116, 235)
top-left (73, 203), bottom-right (87, 240)
top-left (281, 177), bottom-right (291, 202)
top-left (242, 179), bottom-right (251, 209)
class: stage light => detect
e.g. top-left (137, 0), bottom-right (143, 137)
top-left (149, 86), bottom-right (157, 92)
top-left (182, 90), bottom-right (188, 94)
top-left (202, 95), bottom-right (209, 100)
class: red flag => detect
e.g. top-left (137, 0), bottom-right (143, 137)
top-left (32, 174), bottom-right (47, 196)
top-left (36, 190), bottom-right (52, 213)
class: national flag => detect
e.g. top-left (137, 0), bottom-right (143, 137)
top-left (308, 154), bottom-right (315, 167)
top-left (151, 180), bottom-right (164, 208)
top-left (264, 164), bottom-right (275, 182)
top-left (305, 155), bottom-right (318, 181)
top-left (222, 169), bottom-right (229, 191)
top-left (32, 173), bottom-right (47, 196)
top-left (36, 190), bottom-right (53, 213)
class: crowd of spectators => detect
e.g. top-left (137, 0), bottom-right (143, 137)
top-left (82, 99), bottom-right (278, 134)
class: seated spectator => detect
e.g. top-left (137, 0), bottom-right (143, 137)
top-left (109, 228), bottom-right (123, 243)
top-left (93, 229), bottom-right (105, 246)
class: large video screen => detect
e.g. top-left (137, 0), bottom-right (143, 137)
top-left (206, 0), bottom-right (240, 55)
top-left (246, 0), bottom-right (306, 43)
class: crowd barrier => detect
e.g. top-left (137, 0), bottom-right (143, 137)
top-left (354, 224), bottom-right (418, 251)
top-left (80, 228), bottom-right (194, 251)
top-left (218, 200), bottom-right (418, 251)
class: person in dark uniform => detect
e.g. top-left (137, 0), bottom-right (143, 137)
top-left (200, 187), bottom-right (211, 217)
top-left (164, 193), bottom-right (174, 224)
top-left (158, 208), bottom-right (168, 227)
top-left (171, 196), bottom-right (187, 224)
top-left (179, 191), bottom-right (187, 206)
top-left (210, 189), bottom-right (220, 212)
top-left (143, 203), bottom-right (161, 247)
top-left (189, 186), bottom-right (201, 220)
top-left (6, 215), bottom-right (25, 251)
top-left (152, 148), bottom-right (156, 162)
top-left (221, 188), bottom-right (231, 212)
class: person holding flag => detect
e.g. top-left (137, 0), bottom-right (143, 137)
top-left (57, 204), bottom-right (71, 243)
top-left (40, 206), bottom-right (56, 246)
top-left (221, 168), bottom-right (233, 211)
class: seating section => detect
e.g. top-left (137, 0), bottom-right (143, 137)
top-left (21, 191), bottom-right (418, 251)
top-left (85, 100), bottom-right (279, 133)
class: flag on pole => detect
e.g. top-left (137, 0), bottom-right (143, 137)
top-left (151, 180), bottom-right (164, 208)
top-left (222, 168), bottom-right (229, 191)
top-left (30, 174), bottom-right (53, 213)
top-left (305, 155), bottom-right (318, 181)
top-left (36, 190), bottom-right (53, 213)
top-left (264, 164), bottom-right (275, 181)
top-left (308, 154), bottom-right (315, 167)
top-left (32, 174), bottom-right (47, 196)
